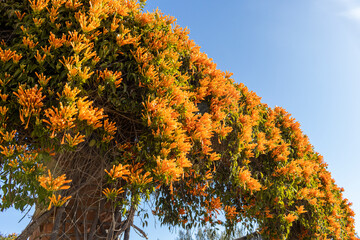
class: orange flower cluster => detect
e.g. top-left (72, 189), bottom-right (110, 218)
top-left (284, 213), bottom-right (298, 224)
top-left (22, 37), bottom-right (38, 49)
top-left (77, 97), bottom-right (104, 128)
top-left (39, 169), bottom-right (72, 192)
top-left (102, 187), bottom-right (124, 200)
top-left (104, 163), bottom-right (130, 181)
top-left (29, 0), bottom-right (50, 13)
top-left (43, 103), bottom-right (78, 135)
top-left (47, 194), bottom-right (71, 210)
top-left (0, 47), bottom-right (22, 62)
top-left (238, 167), bottom-right (262, 193)
top-left (127, 164), bottom-right (153, 187)
top-left (97, 69), bottom-right (123, 88)
top-left (224, 205), bottom-right (238, 220)
top-left (14, 85), bottom-right (45, 129)
top-left (48, 32), bottom-right (66, 49)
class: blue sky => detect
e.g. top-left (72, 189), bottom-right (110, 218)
top-left (1, 0), bottom-right (360, 239)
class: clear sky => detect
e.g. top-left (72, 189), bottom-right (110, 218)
top-left (1, 0), bottom-right (360, 239)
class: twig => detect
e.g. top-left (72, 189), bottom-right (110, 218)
top-left (132, 223), bottom-right (148, 239)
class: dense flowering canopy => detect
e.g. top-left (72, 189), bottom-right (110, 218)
top-left (0, 0), bottom-right (357, 239)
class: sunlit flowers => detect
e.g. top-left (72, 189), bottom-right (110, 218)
top-left (284, 213), bottom-right (298, 224)
top-left (237, 167), bottom-right (262, 193)
top-left (47, 194), bottom-right (72, 210)
top-left (224, 205), bottom-right (238, 220)
top-left (29, 0), bottom-right (50, 13)
top-left (13, 85), bottom-right (45, 128)
top-left (0, 47), bottom-right (17, 62)
top-left (48, 32), bottom-right (66, 49)
top-left (64, 0), bottom-right (82, 10)
top-left (75, 11), bottom-right (100, 32)
top-left (14, 10), bottom-right (26, 20)
top-left (34, 50), bottom-right (46, 64)
top-left (76, 97), bottom-right (104, 128)
top-left (105, 163), bottom-right (130, 181)
top-left (0, 144), bottom-right (15, 157)
top-left (102, 119), bottom-right (117, 142)
top-left (97, 69), bottom-right (123, 88)
top-left (38, 170), bottom-right (72, 192)
top-left (62, 132), bottom-right (85, 147)
top-left (43, 103), bottom-right (78, 135)
top-left (296, 205), bottom-right (307, 215)
top-left (35, 72), bottom-right (51, 87)
top-left (127, 164), bottom-right (153, 187)
top-left (22, 37), bottom-right (38, 49)
top-left (102, 187), bottom-right (124, 200)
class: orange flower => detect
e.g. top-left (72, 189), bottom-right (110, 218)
top-left (47, 194), bottom-right (72, 210)
top-left (296, 205), bottom-right (307, 215)
top-left (14, 11), bottom-right (26, 20)
top-left (308, 198), bottom-right (317, 205)
top-left (13, 85), bottom-right (45, 128)
top-left (76, 97), bottom-right (104, 128)
top-left (38, 169), bottom-right (72, 192)
top-left (0, 145), bottom-right (15, 157)
top-left (35, 72), bottom-right (51, 87)
top-left (41, 45), bottom-right (51, 55)
top-left (102, 119), bottom-right (117, 142)
top-left (237, 167), bottom-right (262, 193)
top-left (64, 0), bottom-right (82, 10)
top-left (128, 167), bottom-right (153, 186)
top-left (34, 50), bottom-right (46, 64)
top-left (205, 197), bottom-right (222, 215)
top-left (52, 0), bottom-right (66, 8)
top-left (22, 37), bottom-right (38, 49)
top-left (77, 66), bottom-right (94, 81)
top-left (65, 21), bottom-right (73, 28)
top-left (105, 163), bottom-right (130, 180)
top-left (224, 205), bottom-right (238, 220)
top-left (29, 0), bottom-right (50, 13)
top-left (111, 17), bottom-right (121, 32)
top-left (238, 167), bottom-right (252, 184)
top-left (33, 17), bottom-right (44, 27)
top-left (0, 47), bottom-right (16, 62)
top-left (284, 213), bottom-right (298, 223)
top-left (98, 69), bottom-right (122, 87)
top-left (0, 93), bottom-right (8, 101)
top-left (62, 132), bottom-right (85, 147)
top-left (8, 159), bottom-right (19, 168)
top-left (48, 32), bottom-right (66, 49)
top-left (75, 11), bottom-right (100, 32)
top-left (153, 157), bottom-right (182, 184)
top-left (102, 188), bottom-right (124, 200)
top-left (46, 6), bottom-right (59, 23)
top-left (0, 130), bottom-right (16, 142)
top-left (43, 103), bottom-right (78, 133)
top-left (130, 47), bottom-right (151, 63)
top-left (59, 83), bottom-right (80, 102)
top-left (0, 106), bottom-right (8, 115)
top-left (12, 53), bottom-right (22, 63)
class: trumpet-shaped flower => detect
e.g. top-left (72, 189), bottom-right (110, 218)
top-left (38, 169), bottom-right (72, 192)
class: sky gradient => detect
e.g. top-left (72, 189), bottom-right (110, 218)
top-left (1, 0), bottom-right (360, 239)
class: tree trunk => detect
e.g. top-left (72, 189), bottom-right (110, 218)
top-left (18, 150), bottom-right (134, 240)
top-left (26, 186), bottom-right (115, 240)
top-left (123, 228), bottom-right (130, 240)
